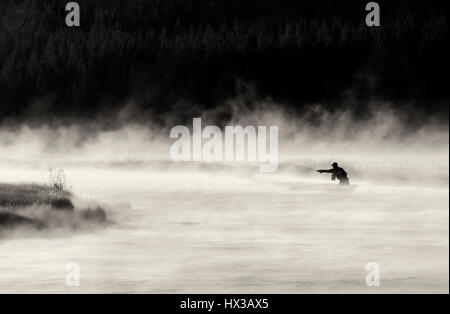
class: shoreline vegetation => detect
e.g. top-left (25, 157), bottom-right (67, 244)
top-left (0, 183), bottom-right (107, 233)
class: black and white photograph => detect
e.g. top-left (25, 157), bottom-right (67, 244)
top-left (0, 0), bottom-right (448, 297)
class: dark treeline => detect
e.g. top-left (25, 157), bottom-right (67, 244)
top-left (0, 0), bottom-right (448, 125)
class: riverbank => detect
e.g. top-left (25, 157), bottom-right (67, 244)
top-left (0, 183), bottom-right (106, 232)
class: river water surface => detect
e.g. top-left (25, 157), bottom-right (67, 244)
top-left (0, 155), bottom-right (448, 294)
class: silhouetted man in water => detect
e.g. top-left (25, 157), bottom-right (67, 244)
top-left (317, 162), bottom-right (350, 185)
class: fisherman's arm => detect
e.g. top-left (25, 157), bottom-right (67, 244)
top-left (317, 169), bottom-right (334, 173)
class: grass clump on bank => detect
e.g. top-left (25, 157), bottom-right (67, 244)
top-left (0, 183), bottom-right (107, 232)
top-left (0, 184), bottom-right (73, 209)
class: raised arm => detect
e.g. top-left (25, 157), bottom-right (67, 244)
top-left (317, 169), bottom-right (334, 173)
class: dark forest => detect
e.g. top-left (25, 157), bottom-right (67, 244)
top-left (0, 0), bottom-right (448, 126)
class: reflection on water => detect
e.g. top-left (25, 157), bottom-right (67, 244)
top-left (0, 158), bottom-right (448, 293)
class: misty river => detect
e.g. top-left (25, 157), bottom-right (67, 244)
top-left (0, 154), bottom-right (448, 293)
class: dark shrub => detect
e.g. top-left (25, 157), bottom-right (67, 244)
top-left (51, 198), bottom-right (75, 211)
top-left (81, 207), bottom-right (107, 224)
